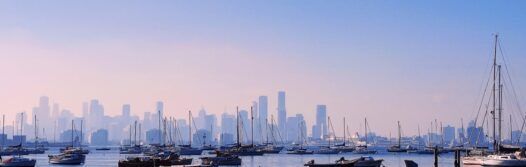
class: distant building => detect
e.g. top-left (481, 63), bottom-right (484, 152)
top-left (60, 130), bottom-right (83, 144)
top-left (277, 91), bottom-right (287, 139)
top-left (220, 133), bottom-right (235, 145)
top-left (313, 105), bottom-right (327, 139)
top-left (146, 129), bottom-right (161, 145)
top-left (193, 129), bottom-right (212, 147)
top-left (443, 125), bottom-right (455, 143)
top-left (258, 96), bottom-right (268, 141)
top-left (91, 129), bottom-right (109, 146)
top-left (286, 114), bottom-right (306, 142)
top-left (467, 126), bottom-right (485, 146)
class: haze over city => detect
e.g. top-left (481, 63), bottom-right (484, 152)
top-left (1, 0), bottom-right (526, 138)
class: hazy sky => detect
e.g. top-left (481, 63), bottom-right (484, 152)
top-left (1, 1), bottom-right (526, 136)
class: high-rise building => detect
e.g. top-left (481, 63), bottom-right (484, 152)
top-left (221, 113), bottom-right (236, 140)
top-left (156, 101), bottom-right (164, 119)
top-left (91, 129), bottom-right (109, 146)
top-left (286, 114), bottom-right (305, 142)
top-left (277, 91), bottom-right (287, 139)
top-left (443, 125), bottom-right (455, 143)
top-left (122, 104), bottom-right (131, 118)
top-left (315, 105), bottom-right (327, 139)
top-left (258, 96), bottom-right (268, 141)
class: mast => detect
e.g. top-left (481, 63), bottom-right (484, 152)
top-left (343, 117), bottom-right (346, 146)
top-left (2, 115), bottom-right (4, 150)
top-left (71, 120), bottom-right (74, 147)
top-left (492, 34), bottom-right (498, 152)
top-left (158, 110), bottom-right (162, 145)
top-left (265, 118), bottom-right (269, 144)
top-left (34, 115), bottom-right (38, 149)
top-left (139, 123), bottom-right (142, 146)
top-left (129, 125), bottom-right (132, 145)
top-left (189, 111), bottom-right (192, 146)
top-left (20, 112), bottom-right (23, 145)
top-left (80, 120), bottom-right (83, 149)
top-left (440, 122), bottom-right (444, 147)
top-left (497, 65), bottom-right (503, 143)
top-left (236, 107), bottom-right (240, 146)
top-left (364, 117), bottom-right (368, 146)
top-left (397, 121), bottom-right (401, 147)
top-left (251, 106), bottom-right (254, 146)
top-left (134, 120), bottom-right (137, 146)
top-left (510, 115), bottom-right (512, 144)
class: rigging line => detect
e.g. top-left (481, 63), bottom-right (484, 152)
top-left (475, 103), bottom-right (490, 146)
top-left (473, 65), bottom-right (494, 132)
top-left (499, 39), bottom-right (524, 117)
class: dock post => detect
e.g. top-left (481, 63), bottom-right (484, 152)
top-left (454, 150), bottom-right (460, 167)
top-left (433, 146), bottom-right (438, 167)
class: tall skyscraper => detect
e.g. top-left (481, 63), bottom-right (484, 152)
top-left (258, 96), bottom-right (268, 140)
top-left (122, 104), bottom-right (131, 118)
top-left (156, 101), bottom-right (164, 119)
top-left (316, 105), bottom-right (327, 138)
top-left (277, 91), bottom-right (287, 138)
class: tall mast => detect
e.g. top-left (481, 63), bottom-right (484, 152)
top-left (510, 115), bottom-right (512, 144)
top-left (134, 120), bottom-right (137, 146)
top-left (34, 115), bottom-right (38, 149)
top-left (139, 123), bottom-right (142, 146)
top-left (440, 122), bottom-right (444, 146)
top-left (71, 120), bottom-right (74, 147)
top-left (236, 107), bottom-right (240, 146)
top-left (364, 117), bottom-right (368, 146)
top-left (80, 120), bottom-right (83, 149)
top-left (492, 34), bottom-right (498, 152)
top-left (2, 115), bottom-right (4, 150)
top-left (343, 117), bottom-right (346, 146)
top-left (497, 65), bottom-right (503, 143)
top-left (158, 110), bottom-right (162, 145)
top-left (128, 125), bottom-right (132, 145)
top-left (251, 106), bottom-right (254, 146)
top-left (397, 121), bottom-right (401, 147)
top-left (265, 118), bottom-right (269, 144)
top-left (20, 113), bottom-right (23, 145)
top-left (189, 111), bottom-right (192, 146)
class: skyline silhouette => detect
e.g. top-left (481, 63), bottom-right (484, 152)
top-left (1, 1), bottom-right (526, 137)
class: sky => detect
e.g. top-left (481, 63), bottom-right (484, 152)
top-left (1, 1), bottom-right (526, 136)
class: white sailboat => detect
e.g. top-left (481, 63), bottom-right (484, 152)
top-left (463, 34), bottom-right (526, 166)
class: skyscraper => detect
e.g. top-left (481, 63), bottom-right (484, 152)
top-left (156, 101), bottom-right (164, 118)
top-left (122, 104), bottom-right (131, 118)
top-left (258, 96), bottom-right (268, 140)
top-left (316, 105), bottom-right (327, 138)
top-left (277, 91), bottom-right (286, 138)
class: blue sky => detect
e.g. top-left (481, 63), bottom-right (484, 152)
top-left (1, 1), bottom-right (525, 136)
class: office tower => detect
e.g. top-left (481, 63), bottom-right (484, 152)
top-left (277, 91), bottom-right (286, 139)
top-left (316, 105), bottom-right (327, 138)
top-left (156, 101), bottom-right (164, 120)
top-left (122, 104), bottom-right (131, 118)
top-left (443, 125), bottom-right (455, 143)
top-left (52, 103), bottom-right (60, 120)
top-left (221, 113), bottom-right (236, 136)
top-left (89, 99), bottom-right (105, 131)
top-left (258, 96), bottom-right (268, 141)
top-left (239, 110), bottom-right (249, 143)
top-left (286, 114), bottom-right (305, 142)
top-left (91, 129), bottom-right (109, 146)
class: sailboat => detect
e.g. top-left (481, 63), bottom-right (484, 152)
top-left (260, 116), bottom-right (284, 154)
top-left (287, 120), bottom-right (313, 154)
top-left (387, 121), bottom-right (407, 152)
top-left (315, 117), bottom-right (340, 154)
top-left (333, 117), bottom-right (355, 153)
top-left (0, 113), bottom-right (36, 167)
top-left (178, 111), bottom-right (204, 155)
top-left (354, 118), bottom-right (377, 154)
top-left (49, 120), bottom-right (86, 165)
top-left (27, 115), bottom-right (45, 154)
top-left (226, 107), bottom-right (264, 156)
top-left (462, 34), bottom-right (526, 166)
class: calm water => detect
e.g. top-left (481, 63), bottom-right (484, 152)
top-left (20, 148), bottom-right (468, 167)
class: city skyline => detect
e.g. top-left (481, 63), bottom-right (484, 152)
top-left (1, 1), bottom-right (526, 137)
